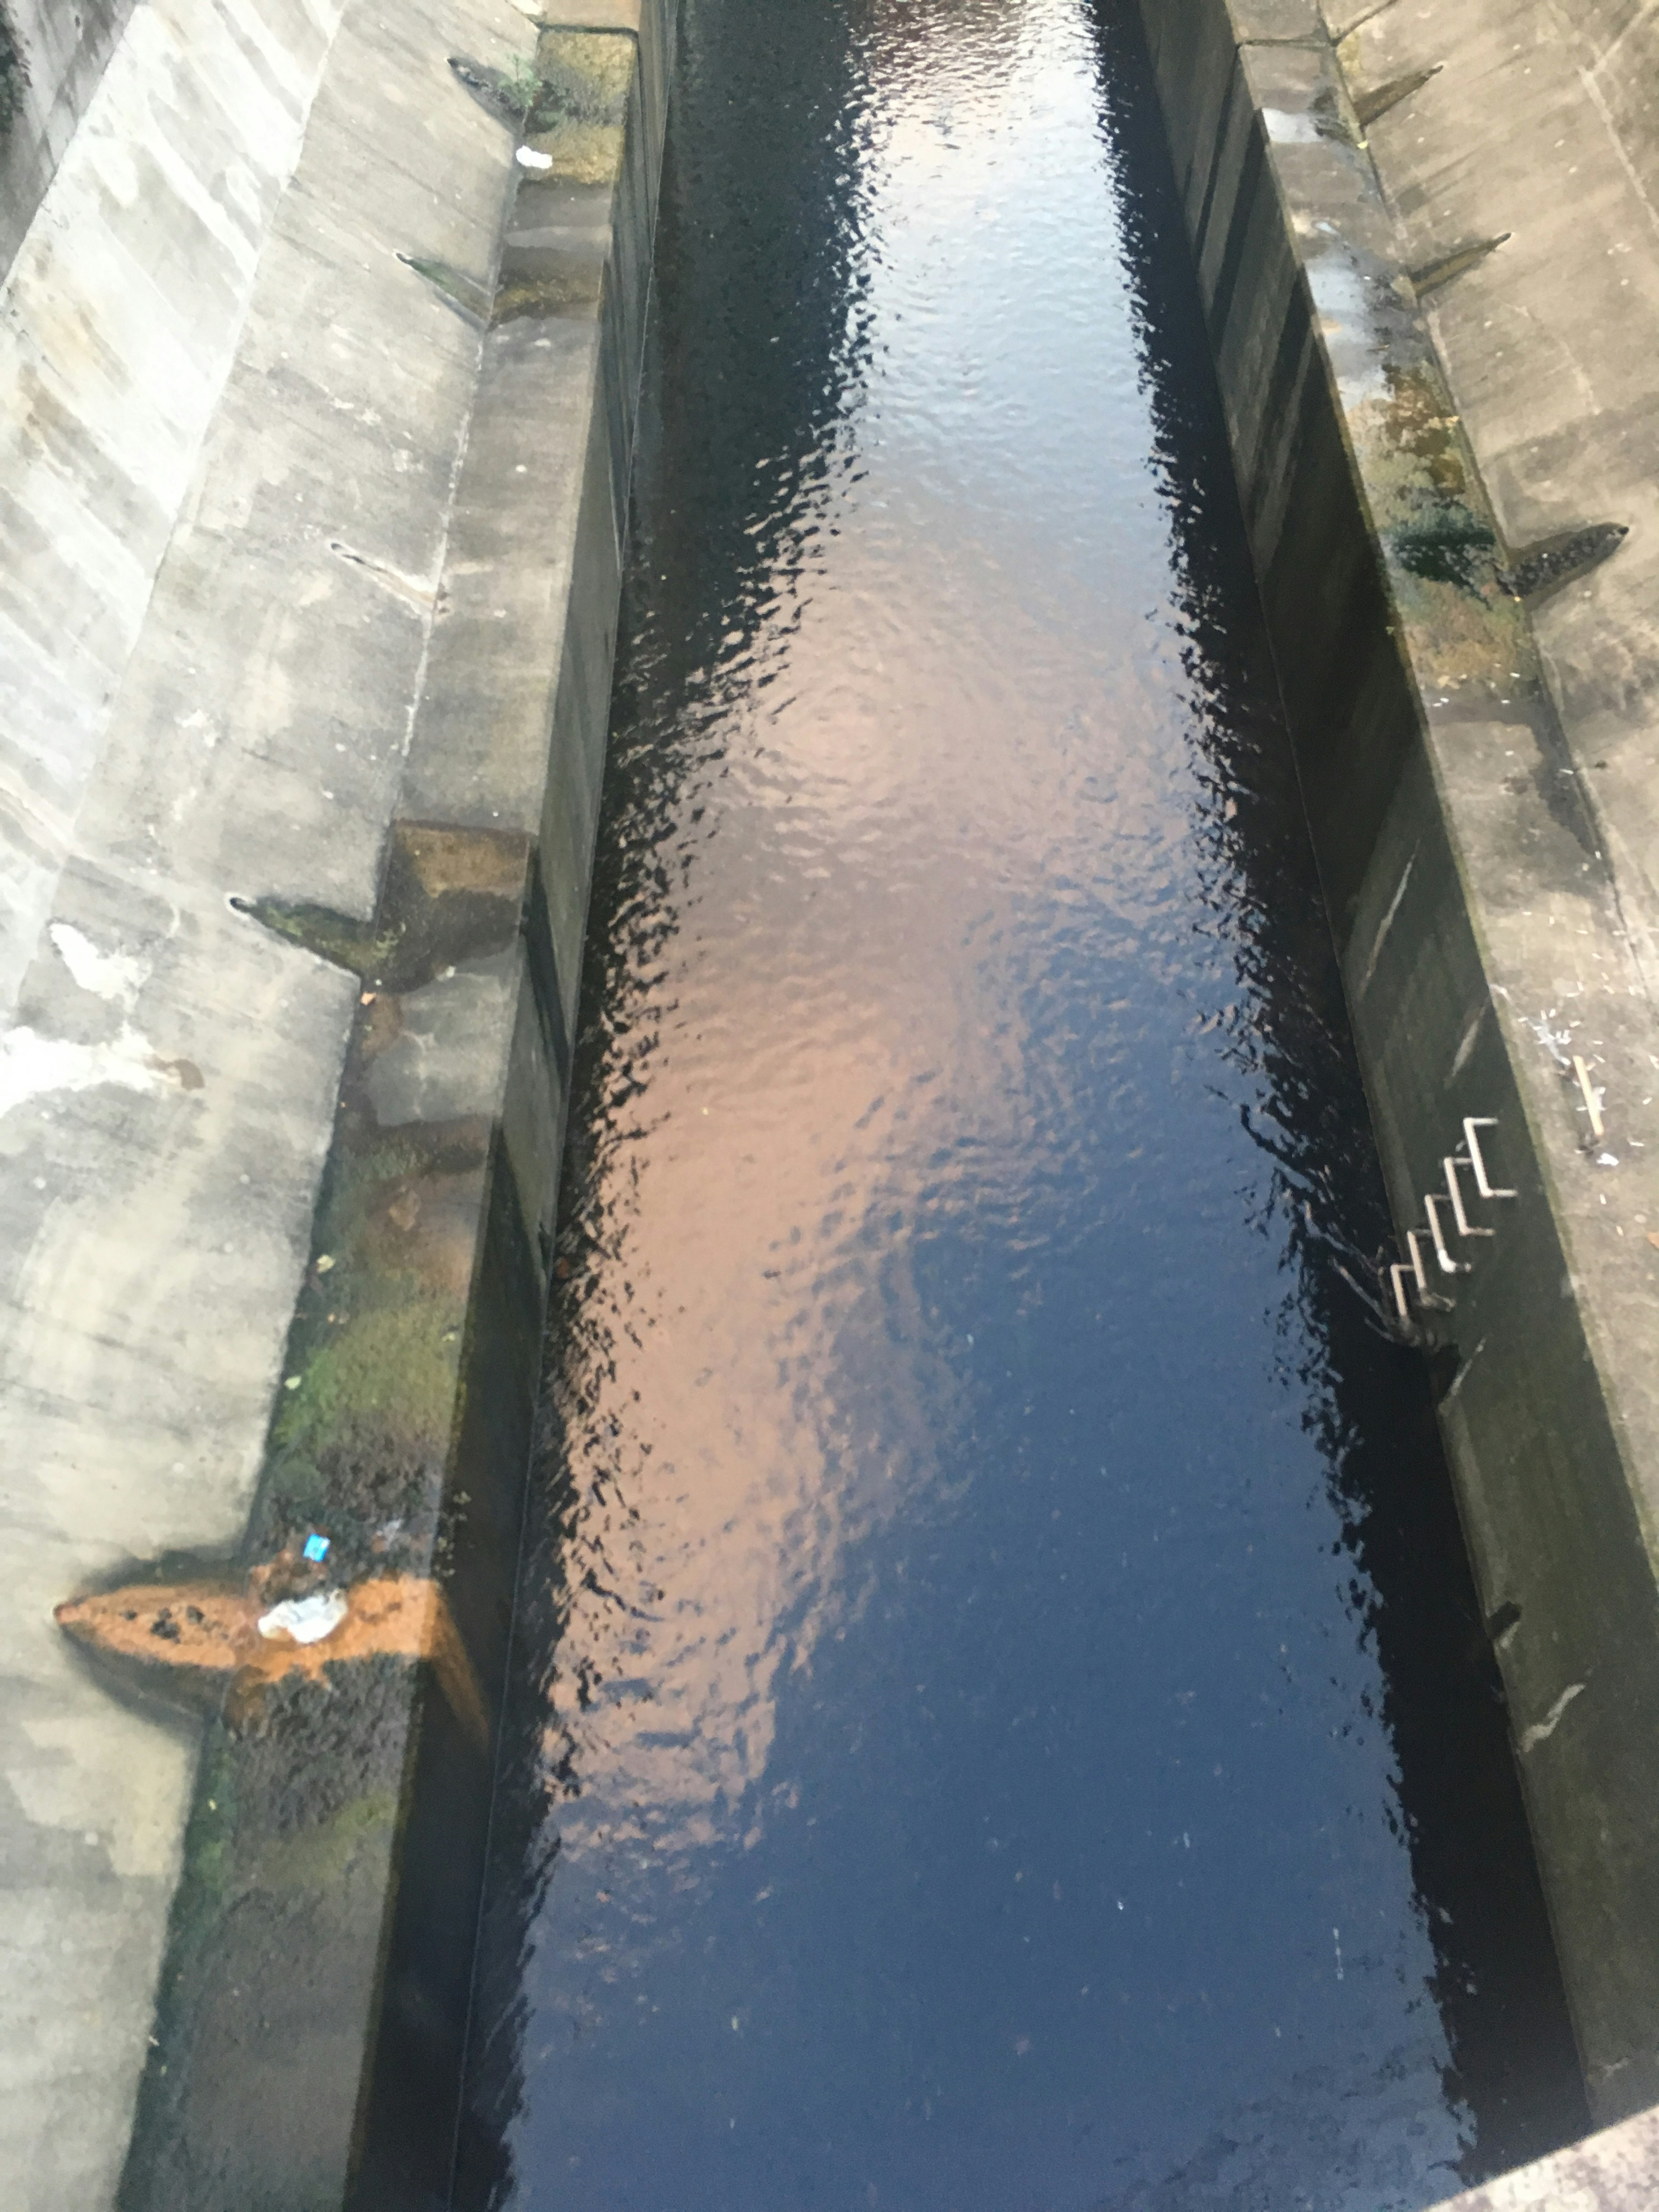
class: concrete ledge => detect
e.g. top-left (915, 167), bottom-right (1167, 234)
top-left (1429, 2102), bottom-right (1659, 2210)
top-left (0, 0), bottom-right (673, 2202)
top-left (111, 13), bottom-right (674, 2206)
top-left (1139, 0), bottom-right (1659, 2133)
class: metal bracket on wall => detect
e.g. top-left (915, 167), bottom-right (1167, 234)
top-left (1424, 1193), bottom-right (1471, 1275)
top-left (1389, 1228), bottom-right (1454, 1319)
top-left (1443, 1152), bottom-right (1494, 1237)
top-left (1462, 1116), bottom-right (1517, 1200)
top-left (1386, 1116), bottom-right (1518, 1322)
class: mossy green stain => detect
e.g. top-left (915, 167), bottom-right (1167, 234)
top-left (531, 29), bottom-right (634, 128)
top-left (274, 1299), bottom-right (462, 1462)
top-left (1390, 510), bottom-right (1499, 591)
top-left (234, 896), bottom-right (395, 979)
top-left (254, 1786), bottom-right (399, 1893)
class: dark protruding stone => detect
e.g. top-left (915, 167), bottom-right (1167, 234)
top-left (233, 822), bottom-right (530, 993)
top-left (1487, 1599), bottom-right (1523, 1644)
top-left (56, 1558), bottom-right (485, 1742)
top-left (449, 38), bottom-right (632, 142)
top-left (448, 52), bottom-right (532, 127)
top-left (1354, 64), bottom-right (1440, 129)
top-left (396, 251), bottom-right (492, 327)
top-left (1502, 522), bottom-right (1629, 602)
top-left (1408, 233), bottom-right (1510, 297)
top-left (229, 894), bottom-right (388, 978)
top-left (1389, 509), bottom-right (1501, 591)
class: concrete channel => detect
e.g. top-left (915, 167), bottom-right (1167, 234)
top-left (1, 0), bottom-right (1657, 2200)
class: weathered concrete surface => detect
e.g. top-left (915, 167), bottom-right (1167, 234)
top-left (0, 0), bottom-right (499, 2192)
top-left (0, 0), bottom-right (358, 1019)
top-left (1323, 0), bottom-right (1659, 2139)
top-left (1138, 0), bottom-right (1659, 2142)
top-left (1428, 2102), bottom-right (1659, 2209)
top-left (0, 0), bottom-right (672, 2202)
top-left (1336, 0), bottom-right (1659, 1019)
top-left (0, 0), bottom-right (142, 279)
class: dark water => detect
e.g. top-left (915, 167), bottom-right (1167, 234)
top-left (457, 0), bottom-right (1586, 2202)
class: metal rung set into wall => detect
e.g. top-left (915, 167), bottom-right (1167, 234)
top-left (1387, 1118), bottom-right (1517, 1321)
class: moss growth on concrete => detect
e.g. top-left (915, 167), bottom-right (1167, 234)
top-left (234, 894), bottom-right (394, 978)
top-left (274, 1300), bottom-right (463, 1467)
top-left (1353, 363), bottom-right (1532, 691)
top-left (518, 118), bottom-right (625, 185)
top-left (532, 29), bottom-right (633, 125)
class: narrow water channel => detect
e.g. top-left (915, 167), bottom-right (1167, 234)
top-left (457, 0), bottom-right (1587, 2202)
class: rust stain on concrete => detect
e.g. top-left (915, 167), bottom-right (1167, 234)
top-left (55, 1567), bottom-right (486, 1743)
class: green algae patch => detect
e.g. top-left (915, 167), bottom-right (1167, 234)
top-left (254, 1784), bottom-right (400, 1894)
top-left (274, 1300), bottom-right (462, 1469)
top-left (532, 28), bottom-right (634, 124)
top-left (232, 895), bottom-right (396, 979)
top-left (1350, 364), bottom-right (1532, 697)
top-left (515, 26), bottom-right (635, 184)
top-left (494, 262), bottom-right (607, 321)
top-left (256, 1116), bottom-right (490, 1565)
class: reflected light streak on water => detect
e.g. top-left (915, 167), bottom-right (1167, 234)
top-left (458, 0), bottom-right (1586, 2203)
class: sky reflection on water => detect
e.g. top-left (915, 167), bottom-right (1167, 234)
top-left (458, 0), bottom-right (1584, 2203)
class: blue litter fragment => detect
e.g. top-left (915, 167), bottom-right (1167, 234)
top-left (302, 1532), bottom-right (331, 1563)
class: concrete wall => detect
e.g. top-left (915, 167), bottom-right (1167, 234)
top-left (0, 0), bottom-right (674, 2201)
top-left (0, 0), bottom-right (143, 280)
top-left (0, 0), bottom-right (357, 1022)
top-left (1136, 0), bottom-right (1659, 2142)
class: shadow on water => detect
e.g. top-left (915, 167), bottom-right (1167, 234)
top-left (455, 0), bottom-right (1588, 2202)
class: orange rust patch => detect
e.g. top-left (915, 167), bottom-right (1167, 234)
top-left (55, 1572), bottom-right (485, 1743)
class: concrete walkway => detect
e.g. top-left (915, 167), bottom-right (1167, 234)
top-left (0, 0), bottom-right (666, 2198)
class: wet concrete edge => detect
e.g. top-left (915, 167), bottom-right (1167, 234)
top-left (1134, 0), bottom-right (1659, 2171)
top-left (99, 5), bottom-right (677, 2206)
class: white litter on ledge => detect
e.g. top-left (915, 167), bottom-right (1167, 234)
top-left (516, 146), bottom-right (553, 170)
top-left (257, 1588), bottom-right (349, 1645)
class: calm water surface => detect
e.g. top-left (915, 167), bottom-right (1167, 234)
top-left (459, 0), bottom-right (1585, 2202)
